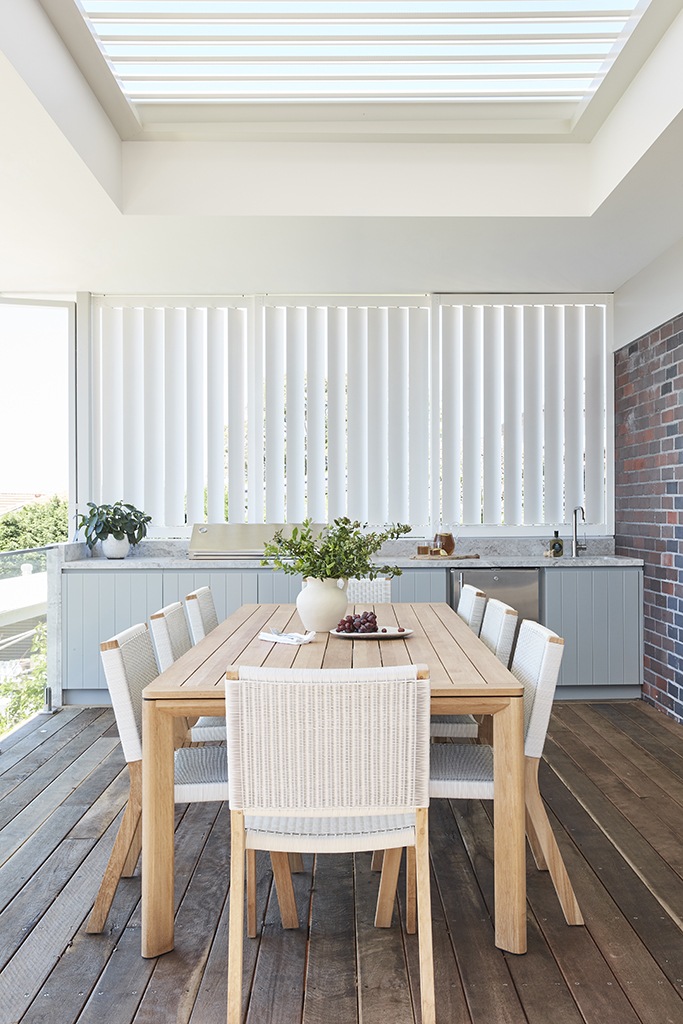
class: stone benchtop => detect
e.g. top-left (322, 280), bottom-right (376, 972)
top-left (55, 540), bottom-right (642, 571)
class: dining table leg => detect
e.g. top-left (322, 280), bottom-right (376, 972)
top-left (492, 695), bottom-right (526, 954)
top-left (142, 698), bottom-right (176, 957)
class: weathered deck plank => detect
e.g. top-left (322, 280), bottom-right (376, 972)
top-left (0, 701), bottom-right (681, 1024)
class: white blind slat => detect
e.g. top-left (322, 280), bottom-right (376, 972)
top-left (164, 308), bottom-right (186, 526)
top-left (408, 307), bottom-right (430, 527)
top-left (564, 305), bottom-right (585, 515)
top-left (326, 306), bottom-right (347, 521)
top-left (100, 305), bottom-right (124, 501)
top-left (441, 305), bottom-right (462, 527)
top-left (264, 306), bottom-right (286, 523)
top-left (285, 307), bottom-right (306, 523)
top-left (122, 307), bottom-right (144, 510)
top-left (482, 305), bottom-right (503, 526)
top-left (186, 307), bottom-right (206, 525)
top-left (367, 307), bottom-right (389, 524)
top-left (306, 307), bottom-right (327, 523)
top-left (522, 305), bottom-right (543, 525)
top-left (462, 306), bottom-right (483, 525)
top-left (584, 304), bottom-right (606, 524)
top-left (543, 305), bottom-right (564, 525)
top-left (142, 307), bottom-right (164, 523)
top-left (207, 306), bottom-right (226, 523)
top-left (503, 305), bottom-right (523, 526)
top-left (387, 307), bottom-right (409, 523)
top-left (346, 307), bottom-right (368, 520)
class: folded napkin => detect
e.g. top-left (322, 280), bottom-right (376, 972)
top-left (258, 630), bottom-right (316, 645)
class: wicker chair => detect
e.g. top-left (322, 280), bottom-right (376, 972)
top-left (86, 624), bottom-right (228, 933)
top-left (184, 588), bottom-right (226, 742)
top-left (456, 582), bottom-right (487, 634)
top-left (346, 576), bottom-right (392, 603)
top-left (225, 664), bottom-right (435, 1024)
top-left (431, 599), bottom-right (518, 739)
top-left (429, 620), bottom-right (583, 925)
top-left (149, 601), bottom-right (192, 672)
top-left (185, 585), bottom-right (219, 643)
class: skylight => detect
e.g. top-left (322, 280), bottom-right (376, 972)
top-left (76, 0), bottom-right (650, 112)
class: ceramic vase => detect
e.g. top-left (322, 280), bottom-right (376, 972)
top-left (101, 535), bottom-right (131, 559)
top-left (296, 577), bottom-right (348, 632)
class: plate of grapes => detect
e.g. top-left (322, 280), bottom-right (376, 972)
top-left (332, 611), bottom-right (413, 639)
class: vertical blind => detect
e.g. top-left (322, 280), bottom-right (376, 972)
top-left (90, 295), bottom-right (609, 532)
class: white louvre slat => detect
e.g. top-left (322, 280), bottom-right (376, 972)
top-left (206, 306), bottom-right (226, 522)
top-left (387, 306), bottom-right (409, 523)
top-left (264, 305), bottom-right (286, 523)
top-left (564, 304), bottom-right (585, 514)
top-left (440, 304), bottom-right (462, 527)
top-left (186, 306), bottom-right (206, 525)
top-left (462, 305), bottom-right (483, 525)
top-left (286, 306), bottom-right (306, 522)
top-left (503, 304), bottom-right (523, 526)
top-left (408, 306), bottom-right (430, 528)
top-left (327, 305), bottom-right (347, 521)
top-left (429, 298), bottom-right (441, 531)
top-left (225, 307), bottom-right (246, 523)
top-left (584, 304), bottom-right (606, 524)
top-left (100, 305), bottom-right (124, 501)
top-left (346, 306), bottom-right (368, 520)
top-left (483, 305), bottom-right (503, 526)
top-left (122, 307), bottom-right (145, 510)
top-left (247, 297), bottom-right (265, 522)
top-left (543, 305), bottom-right (565, 524)
top-left (143, 306), bottom-right (165, 524)
top-left (306, 306), bottom-right (327, 522)
top-left (522, 305), bottom-right (543, 524)
top-left (164, 307), bottom-right (186, 526)
top-left (367, 306), bottom-right (389, 524)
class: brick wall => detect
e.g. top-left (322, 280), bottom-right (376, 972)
top-left (614, 311), bottom-right (683, 723)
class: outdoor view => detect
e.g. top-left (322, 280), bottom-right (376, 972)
top-left (0, 301), bottom-right (69, 736)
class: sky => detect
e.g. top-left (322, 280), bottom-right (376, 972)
top-left (0, 302), bottom-right (69, 495)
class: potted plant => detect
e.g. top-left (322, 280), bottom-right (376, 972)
top-left (77, 500), bottom-right (152, 559)
top-left (262, 517), bottom-right (411, 631)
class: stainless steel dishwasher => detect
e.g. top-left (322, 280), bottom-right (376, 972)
top-left (449, 568), bottom-right (540, 623)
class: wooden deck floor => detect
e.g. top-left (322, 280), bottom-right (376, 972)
top-left (1, 701), bottom-right (683, 1024)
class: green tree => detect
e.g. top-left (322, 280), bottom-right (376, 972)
top-left (0, 495), bottom-right (68, 551)
top-left (0, 621), bottom-right (46, 737)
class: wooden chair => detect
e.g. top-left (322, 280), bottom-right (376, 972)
top-left (225, 664), bottom-right (435, 1024)
top-left (428, 620), bottom-right (583, 926)
top-left (86, 624), bottom-right (228, 933)
top-left (185, 587), bottom-right (226, 742)
top-left (431, 598), bottom-right (518, 739)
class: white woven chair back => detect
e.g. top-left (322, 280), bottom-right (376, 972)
top-left (479, 599), bottom-right (518, 667)
top-left (511, 620), bottom-right (565, 759)
top-left (100, 623), bottom-right (158, 764)
top-left (346, 577), bottom-right (392, 603)
top-left (149, 602), bottom-right (192, 671)
top-left (227, 665), bottom-right (431, 816)
top-left (185, 586), bottom-right (219, 643)
top-left (456, 584), bottom-right (487, 635)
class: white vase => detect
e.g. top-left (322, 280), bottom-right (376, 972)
top-left (296, 578), bottom-right (349, 632)
top-left (101, 535), bottom-right (131, 559)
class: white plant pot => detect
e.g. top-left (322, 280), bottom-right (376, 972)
top-left (101, 535), bottom-right (131, 560)
top-left (296, 578), bottom-right (349, 632)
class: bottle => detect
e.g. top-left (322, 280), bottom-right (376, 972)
top-left (549, 531), bottom-right (564, 558)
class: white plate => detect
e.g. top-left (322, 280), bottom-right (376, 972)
top-left (330, 626), bottom-right (413, 640)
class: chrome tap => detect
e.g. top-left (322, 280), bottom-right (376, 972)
top-left (571, 506), bottom-right (587, 558)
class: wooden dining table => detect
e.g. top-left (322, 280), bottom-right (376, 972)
top-left (141, 601), bottom-right (526, 958)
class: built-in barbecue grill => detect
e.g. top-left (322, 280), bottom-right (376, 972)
top-left (188, 523), bottom-right (323, 559)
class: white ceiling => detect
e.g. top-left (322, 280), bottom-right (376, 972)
top-left (1, 0), bottom-right (683, 307)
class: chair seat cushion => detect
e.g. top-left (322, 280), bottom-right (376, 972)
top-left (190, 715), bottom-right (226, 742)
top-left (429, 743), bottom-right (494, 799)
top-left (244, 813), bottom-right (417, 853)
top-left (430, 714), bottom-right (479, 738)
top-left (174, 745), bottom-right (228, 803)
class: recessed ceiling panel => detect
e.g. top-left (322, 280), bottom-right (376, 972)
top-left (75, 0), bottom-right (650, 116)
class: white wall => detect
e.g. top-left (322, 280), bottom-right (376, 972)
top-left (613, 235), bottom-right (683, 350)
